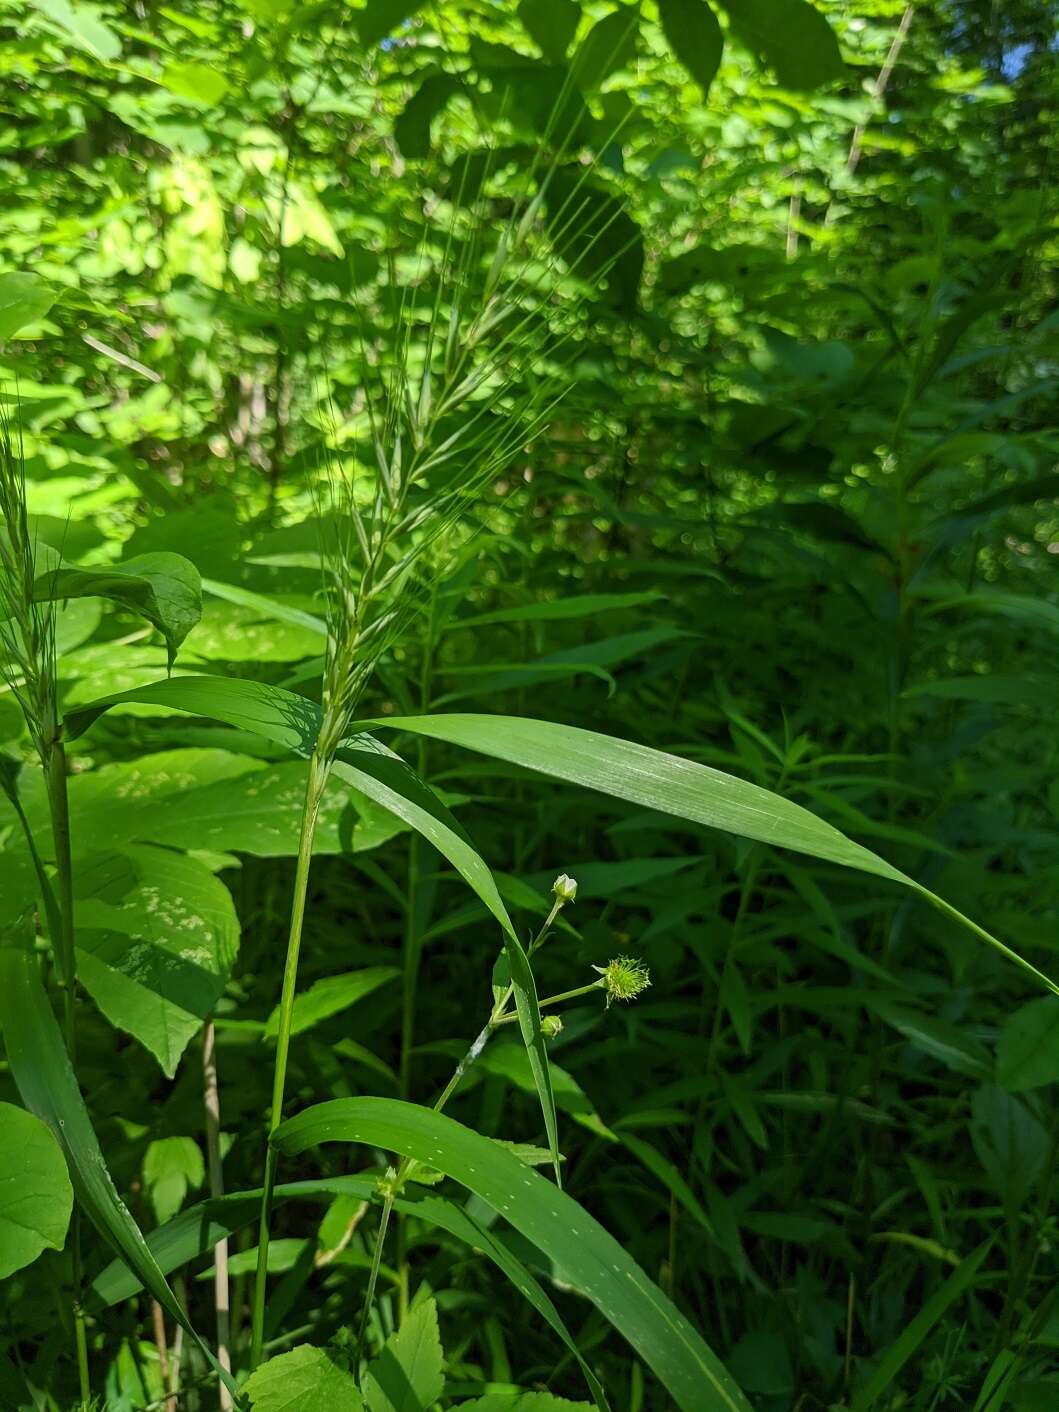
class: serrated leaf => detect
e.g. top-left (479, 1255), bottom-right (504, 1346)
top-left (362, 1296), bottom-right (444, 1412)
top-left (143, 1137), bottom-right (204, 1224)
top-left (91, 1174), bottom-right (609, 1409)
top-left (74, 846), bottom-right (240, 1078)
top-left (245, 1345), bottom-right (363, 1411)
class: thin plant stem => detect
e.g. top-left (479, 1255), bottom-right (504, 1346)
top-left (150, 1300), bottom-right (174, 1412)
top-left (45, 732), bottom-right (90, 1403)
top-left (46, 737), bottom-right (76, 1053)
top-left (249, 751), bottom-right (328, 1370)
top-left (202, 1020), bottom-right (233, 1410)
top-left (493, 979), bottom-right (604, 1021)
top-left (355, 900), bottom-right (569, 1365)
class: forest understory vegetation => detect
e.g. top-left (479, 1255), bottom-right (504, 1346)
top-left (0, 0), bottom-right (1057, 1409)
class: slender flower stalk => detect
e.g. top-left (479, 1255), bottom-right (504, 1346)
top-left (354, 876), bottom-right (650, 1365)
top-left (202, 1020), bottom-right (233, 1411)
top-left (0, 416), bottom-right (90, 1402)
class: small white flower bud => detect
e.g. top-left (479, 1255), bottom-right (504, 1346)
top-left (552, 873), bottom-right (578, 904)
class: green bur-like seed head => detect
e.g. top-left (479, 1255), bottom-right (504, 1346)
top-left (594, 956), bottom-right (651, 1007)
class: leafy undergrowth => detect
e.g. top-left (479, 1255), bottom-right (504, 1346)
top-left (1, 1), bottom-right (1057, 1410)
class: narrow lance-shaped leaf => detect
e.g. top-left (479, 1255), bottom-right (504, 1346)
top-left (0, 936), bottom-right (241, 1405)
top-left (272, 1097), bottom-right (753, 1412)
top-left (354, 712), bottom-right (1059, 997)
top-left (849, 1240), bottom-right (994, 1412)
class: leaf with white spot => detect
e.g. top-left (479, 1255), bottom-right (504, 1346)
top-left (74, 845), bottom-right (240, 1077)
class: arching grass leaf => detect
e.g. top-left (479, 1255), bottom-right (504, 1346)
top-left (356, 712), bottom-right (1058, 997)
top-left (272, 1098), bottom-right (752, 1412)
top-left (90, 1174), bottom-right (610, 1409)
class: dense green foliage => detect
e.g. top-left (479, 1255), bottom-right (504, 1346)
top-left (1, 0), bottom-right (1058, 1408)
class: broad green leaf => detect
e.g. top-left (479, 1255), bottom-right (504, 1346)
top-left (160, 62), bottom-right (230, 106)
top-left (0, 1101), bottom-right (73, 1278)
top-left (545, 169), bottom-right (644, 312)
top-left (395, 74), bottom-right (460, 159)
top-left (355, 0), bottom-right (426, 46)
top-left (35, 552), bottom-right (201, 669)
top-left (91, 1174), bottom-right (610, 1409)
top-left (0, 940), bottom-right (238, 1402)
top-left (74, 846), bottom-right (240, 1077)
top-left (264, 967), bottom-right (399, 1039)
top-left (0, 272), bottom-right (57, 339)
top-left (719, 0), bottom-right (844, 89)
top-left (657, 0), bottom-right (724, 97)
top-left (367, 712), bottom-right (902, 876)
top-left (356, 712), bottom-right (1059, 998)
top-left (30, 0), bottom-right (121, 59)
top-left (849, 1241), bottom-right (993, 1412)
top-left (143, 1137), bottom-right (204, 1224)
top-left (273, 1098), bottom-right (752, 1412)
top-left (363, 1296), bottom-right (444, 1412)
top-left (62, 677), bottom-right (562, 1182)
top-left (996, 998), bottom-right (1059, 1092)
top-left (63, 675), bottom-right (321, 754)
top-left (245, 1345), bottom-right (363, 1411)
top-left (970, 1086), bottom-right (1048, 1212)
top-left (571, 6), bottom-right (638, 90)
top-left (518, 0), bottom-right (580, 62)
top-left (52, 751), bottom-right (357, 859)
top-left (186, 598), bottom-right (322, 664)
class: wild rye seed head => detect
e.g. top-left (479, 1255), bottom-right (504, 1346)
top-left (310, 118), bottom-right (641, 760)
top-left (0, 411), bottom-right (58, 763)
